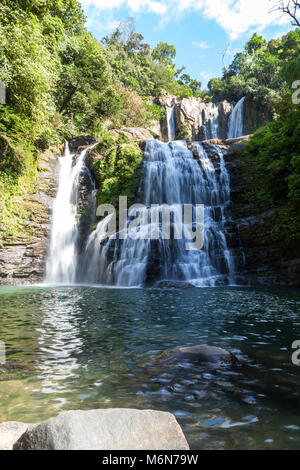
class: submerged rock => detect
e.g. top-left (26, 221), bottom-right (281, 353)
top-left (156, 345), bottom-right (238, 367)
top-left (153, 280), bottom-right (194, 289)
top-left (13, 409), bottom-right (189, 450)
top-left (0, 422), bottom-right (29, 450)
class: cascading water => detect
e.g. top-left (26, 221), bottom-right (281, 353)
top-left (85, 139), bottom-right (236, 287)
top-left (199, 104), bottom-right (219, 141)
top-left (45, 143), bottom-right (95, 284)
top-left (207, 104), bottom-right (219, 140)
top-left (227, 97), bottom-right (245, 139)
top-left (166, 106), bottom-right (176, 141)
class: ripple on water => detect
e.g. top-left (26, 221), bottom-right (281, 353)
top-left (0, 285), bottom-right (299, 450)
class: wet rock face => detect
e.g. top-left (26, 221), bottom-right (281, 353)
top-left (243, 96), bottom-right (272, 135)
top-left (69, 135), bottom-right (97, 153)
top-left (224, 141), bottom-right (300, 287)
top-left (0, 149), bottom-right (58, 285)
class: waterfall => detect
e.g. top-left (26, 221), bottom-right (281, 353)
top-left (208, 104), bottom-right (219, 140)
top-left (227, 97), bottom-right (245, 139)
top-left (85, 140), bottom-right (236, 287)
top-left (200, 104), bottom-right (219, 141)
top-left (45, 143), bottom-right (95, 285)
top-left (166, 106), bottom-right (176, 141)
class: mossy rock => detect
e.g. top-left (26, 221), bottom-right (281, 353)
top-left (90, 131), bottom-right (143, 211)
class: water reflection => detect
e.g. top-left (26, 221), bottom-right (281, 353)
top-left (0, 286), bottom-right (299, 449)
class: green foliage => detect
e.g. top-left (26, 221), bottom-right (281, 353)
top-left (0, 134), bottom-right (38, 242)
top-left (92, 132), bottom-right (143, 210)
top-left (245, 104), bottom-right (300, 242)
top-left (177, 122), bottom-right (190, 141)
top-left (208, 29), bottom-right (300, 110)
top-left (102, 28), bottom-right (204, 98)
top-left (152, 42), bottom-right (176, 66)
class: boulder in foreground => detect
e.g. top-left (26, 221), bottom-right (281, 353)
top-left (0, 422), bottom-right (29, 450)
top-left (14, 409), bottom-right (189, 450)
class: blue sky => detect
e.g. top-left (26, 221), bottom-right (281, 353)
top-left (80, 0), bottom-right (292, 87)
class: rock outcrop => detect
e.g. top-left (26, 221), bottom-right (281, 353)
top-left (110, 127), bottom-right (155, 141)
top-left (0, 149), bottom-right (58, 285)
top-left (157, 92), bottom-right (232, 141)
top-left (223, 137), bottom-right (300, 286)
top-left (243, 96), bottom-right (272, 135)
top-left (13, 409), bottom-right (189, 450)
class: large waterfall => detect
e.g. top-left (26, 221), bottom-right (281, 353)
top-left (227, 97), bottom-right (245, 139)
top-left (84, 140), bottom-right (236, 287)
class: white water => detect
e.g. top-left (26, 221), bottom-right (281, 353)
top-left (45, 144), bottom-right (91, 284)
top-left (227, 97), bottom-right (245, 139)
top-left (167, 106), bottom-right (176, 141)
top-left (85, 140), bottom-right (236, 287)
top-left (208, 104), bottom-right (219, 140)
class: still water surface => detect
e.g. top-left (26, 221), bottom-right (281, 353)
top-left (0, 286), bottom-right (299, 450)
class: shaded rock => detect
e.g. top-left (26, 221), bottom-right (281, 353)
top-left (156, 345), bottom-right (237, 367)
top-left (225, 135), bottom-right (250, 156)
top-left (110, 127), bottom-right (153, 141)
top-left (0, 148), bottom-right (58, 285)
top-left (244, 95), bottom-right (272, 135)
top-left (0, 422), bottom-right (28, 450)
top-left (69, 135), bottom-right (97, 152)
top-left (14, 409), bottom-right (189, 450)
top-left (224, 135), bottom-right (250, 145)
top-left (226, 146), bottom-right (300, 287)
top-left (154, 280), bottom-right (194, 289)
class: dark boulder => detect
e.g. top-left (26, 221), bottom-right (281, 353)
top-left (156, 345), bottom-right (238, 367)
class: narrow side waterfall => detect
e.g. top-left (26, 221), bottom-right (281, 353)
top-left (166, 106), bottom-right (176, 141)
top-left (207, 104), bottom-right (219, 140)
top-left (85, 140), bottom-right (236, 287)
top-left (199, 104), bottom-right (220, 141)
top-left (45, 144), bottom-right (95, 284)
top-left (227, 97), bottom-right (245, 139)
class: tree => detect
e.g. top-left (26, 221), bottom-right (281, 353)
top-left (152, 42), bottom-right (176, 66)
top-left (177, 73), bottom-right (202, 94)
top-left (272, 1), bottom-right (300, 27)
top-left (245, 33), bottom-right (267, 54)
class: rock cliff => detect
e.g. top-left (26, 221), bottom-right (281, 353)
top-left (220, 138), bottom-right (300, 286)
top-left (0, 149), bottom-right (58, 285)
top-left (158, 92), bottom-right (232, 141)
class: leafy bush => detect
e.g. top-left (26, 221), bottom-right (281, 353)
top-left (92, 133), bottom-right (143, 210)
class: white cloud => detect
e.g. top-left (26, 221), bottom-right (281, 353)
top-left (200, 0), bottom-right (290, 39)
top-left (80, 0), bottom-right (291, 39)
top-left (199, 70), bottom-right (212, 80)
top-left (192, 41), bottom-right (211, 49)
top-left (81, 0), bottom-right (167, 15)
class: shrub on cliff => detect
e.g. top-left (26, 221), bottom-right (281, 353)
top-left (246, 104), bottom-right (300, 242)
